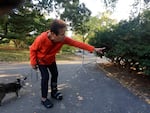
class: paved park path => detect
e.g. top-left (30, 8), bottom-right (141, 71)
top-left (0, 57), bottom-right (150, 113)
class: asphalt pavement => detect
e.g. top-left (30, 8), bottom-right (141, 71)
top-left (0, 58), bottom-right (150, 113)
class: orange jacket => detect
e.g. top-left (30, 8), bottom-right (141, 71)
top-left (30, 31), bottom-right (95, 65)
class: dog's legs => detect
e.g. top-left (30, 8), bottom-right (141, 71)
top-left (0, 93), bottom-right (5, 106)
top-left (16, 91), bottom-right (19, 97)
top-left (16, 90), bottom-right (21, 98)
top-left (0, 100), bottom-right (1, 106)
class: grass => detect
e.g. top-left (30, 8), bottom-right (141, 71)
top-left (0, 47), bottom-right (80, 62)
top-left (0, 48), bottom-right (30, 62)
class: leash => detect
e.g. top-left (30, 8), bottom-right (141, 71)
top-left (30, 68), bottom-right (39, 82)
top-left (76, 50), bottom-right (98, 75)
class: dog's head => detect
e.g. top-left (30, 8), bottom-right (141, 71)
top-left (16, 77), bottom-right (27, 87)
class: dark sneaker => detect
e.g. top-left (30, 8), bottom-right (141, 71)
top-left (41, 99), bottom-right (53, 108)
top-left (51, 91), bottom-right (63, 100)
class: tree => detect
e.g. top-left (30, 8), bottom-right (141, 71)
top-left (84, 11), bottom-right (116, 43)
top-left (0, 1), bottom-right (51, 48)
top-left (61, 2), bottom-right (91, 33)
top-left (102, 0), bottom-right (118, 11)
top-left (32, 0), bottom-right (91, 34)
top-left (89, 9), bottom-right (150, 75)
top-left (0, 15), bottom-right (9, 36)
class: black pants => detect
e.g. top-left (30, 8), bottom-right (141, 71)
top-left (38, 62), bottom-right (58, 98)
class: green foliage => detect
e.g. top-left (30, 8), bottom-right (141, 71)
top-left (32, 0), bottom-right (91, 35)
top-left (89, 9), bottom-right (150, 75)
top-left (61, 2), bottom-right (91, 35)
top-left (61, 45), bottom-right (75, 53)
top-left (0, 49), bottom-right (29, 62)
top-left (0, 0), bottom-right (92, 48)
top-left (8, 3), bottom-right (51, 38)
top-left (25, 36), bottom-right (35, 46)
top-left (102, 0), bottom-right (118, 10)
top-left (0, 1), bottom-right (52, 48)
top-left (0, 38), bottom-right (9, 43)
top-left (77, 12), bottom-right (117, 43)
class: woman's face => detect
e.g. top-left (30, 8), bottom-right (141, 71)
top-left (51, 28), bottom-right (66, 42)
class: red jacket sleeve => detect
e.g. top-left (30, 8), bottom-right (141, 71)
top-left (63, 37), bottom-right (95, 53)
top-left (30, 35), bottom-right (42, 65)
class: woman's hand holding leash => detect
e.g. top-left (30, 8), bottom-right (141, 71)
top-left (31, 65), bottom-right (39, 81)
top-left (31, 65), bottom-right (38, 70)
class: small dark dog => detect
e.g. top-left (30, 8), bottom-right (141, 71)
top-left (0, 77), bottom-right (27, 106)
